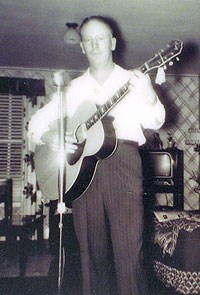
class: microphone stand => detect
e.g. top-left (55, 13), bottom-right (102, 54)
top-left (52, 71), bottom-right (70, 295)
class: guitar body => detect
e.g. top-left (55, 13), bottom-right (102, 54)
top-left (34, 100), bottom-right (117, 203)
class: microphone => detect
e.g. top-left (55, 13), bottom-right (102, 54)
top-left (52, 70), bottom-right (71, 87)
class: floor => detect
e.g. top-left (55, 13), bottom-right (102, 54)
top-left (0, 211), bottom-right (178, 295)
top-left (0, 240), bottom-right (82, 295)
top-left (0, 240), bottom-right (179, 295)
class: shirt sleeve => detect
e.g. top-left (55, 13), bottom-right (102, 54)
top-left (27, 77), bottom-right (81, 144)
top-left (140, 96), bottom-right (166, 130)
top-left (28, 93), bottom-right (60, 144)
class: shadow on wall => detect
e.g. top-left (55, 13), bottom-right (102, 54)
top-left (105, 17), bottom-right (126, 67)
top-left (171, 41), bottom-right (199, 76)
top-left (154, 41), bottom-right (199, 129)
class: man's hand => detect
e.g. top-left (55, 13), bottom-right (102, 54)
top-left (41, 130), bottom-right (78, 154)
top-left (65, 124), bottom-right (87, 154)
top-left (41, 130), bottom-right (59, 152)
top-left (65, 132), bottom-right (78, 154)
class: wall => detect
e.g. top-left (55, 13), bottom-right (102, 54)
top-left (148, 75), bottom-right (200, 210)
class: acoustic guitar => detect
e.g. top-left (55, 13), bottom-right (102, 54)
top-left (34, 40), bottom-right (183, 205)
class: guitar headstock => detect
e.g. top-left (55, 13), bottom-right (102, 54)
top-left (141, 40), bottom-right (183, 74)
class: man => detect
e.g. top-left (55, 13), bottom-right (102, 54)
top-left (29, 16), bottom-right (165, 295)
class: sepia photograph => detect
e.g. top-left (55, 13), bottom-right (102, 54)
top-left (0, 1), bottom-right (200, 294)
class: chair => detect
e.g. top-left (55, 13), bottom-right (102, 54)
top-left (0, 178), bottom-right (12, 241)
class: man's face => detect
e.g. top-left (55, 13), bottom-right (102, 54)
top-left (80, 20), bottom-right (116, 66)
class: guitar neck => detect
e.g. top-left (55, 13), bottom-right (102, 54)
top-left (85, 63), bottom-right (147, 131)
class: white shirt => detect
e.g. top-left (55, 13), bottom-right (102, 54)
top-left (28, 64), bottom-right (165, 146)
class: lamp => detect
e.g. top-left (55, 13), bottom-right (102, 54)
top-left (185, 128), bottom-right (200, 152)
top-left (63, 22), bottom-right (80, 45)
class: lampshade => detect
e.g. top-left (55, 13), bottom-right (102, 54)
top-left (63, 23), bottom-right (80, 45)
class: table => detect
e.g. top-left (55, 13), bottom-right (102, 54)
top-left (8, 214), bottom-right (45, 276)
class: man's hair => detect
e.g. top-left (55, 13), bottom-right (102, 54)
top-left (79, 16), bottom-right (113, 37)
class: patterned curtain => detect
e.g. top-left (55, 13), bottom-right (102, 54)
top-left (23, 95), bottom-right (49, 215)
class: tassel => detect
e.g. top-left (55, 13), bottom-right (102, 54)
top-left (155, 67), bottom-right (166, 85)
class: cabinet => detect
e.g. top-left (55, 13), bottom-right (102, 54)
top-left (140, 148), bottom-right (184, 210)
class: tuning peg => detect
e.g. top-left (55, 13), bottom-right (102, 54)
top-left (163, 65), bottom-right (167, 70)
top-left (176, 57), bottom-right (180, 62)
top-left (169, 61), bottom-right (173, 66)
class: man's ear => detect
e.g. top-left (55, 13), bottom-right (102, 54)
top-left (111, 37), bottom-right (116, 51)
top-left (80, 42), bottom-right (85, 54)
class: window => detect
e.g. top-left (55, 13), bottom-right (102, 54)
top-left (0, 94), bottom-right (24, 201)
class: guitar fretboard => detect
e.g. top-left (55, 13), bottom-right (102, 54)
top-left (85, 81), bottom-right (130, 130)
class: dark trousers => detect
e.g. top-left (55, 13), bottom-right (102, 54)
top-left (73, 141), bottom-right (149, 295)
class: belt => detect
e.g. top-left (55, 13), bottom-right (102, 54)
top-left (118, 139), bottom-right (139, 147)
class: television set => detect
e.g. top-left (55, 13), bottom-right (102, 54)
top-left (144, 151), bottom-right (173, 183)
top-left (139, 148), bottom-right (184, 209)
top-left (140, 148), bottom-right (183, 188)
